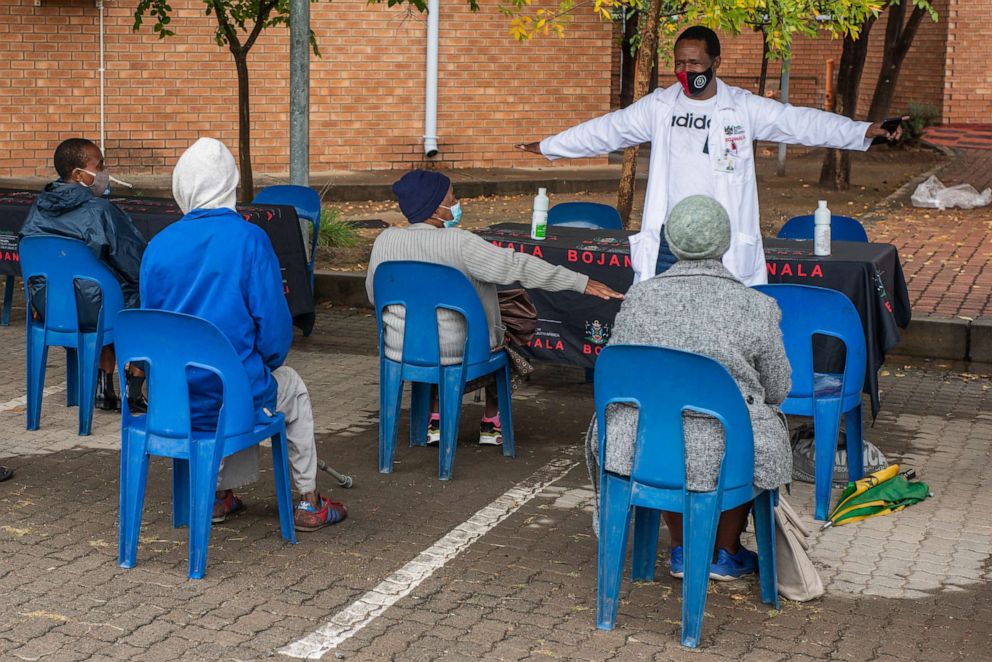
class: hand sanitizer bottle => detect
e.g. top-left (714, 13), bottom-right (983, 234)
top-left (814, 200), bottom-right (831, 256)
top-left (531, 187), bottom-right (549, 240)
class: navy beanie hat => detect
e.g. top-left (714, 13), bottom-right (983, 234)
top-left (392, 170), bottom-right (451, 223)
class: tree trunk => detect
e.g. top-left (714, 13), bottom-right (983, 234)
top-left (867, 1), bottom-right (926, 121)
top-left (616, 0), bottom-right (662, 228)
top-left (756, 30), bottom-right (770, 98)
top-left (619, 15), bottom-right (639, 108)
top-left (819, 17), bottom-right (876, 191)
top-left (234, 51), bottom-right (254, 202)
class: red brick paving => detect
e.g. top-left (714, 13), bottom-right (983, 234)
top-left (924, 125), bottom-right (992, 151)
top-left (870, 148), bottom-right (992, 319)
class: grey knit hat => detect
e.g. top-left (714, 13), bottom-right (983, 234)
top-left (663, 195), bottom-right (732, 261)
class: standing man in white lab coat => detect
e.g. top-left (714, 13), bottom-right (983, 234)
top-left (516, 26), bottom-right (901, 286)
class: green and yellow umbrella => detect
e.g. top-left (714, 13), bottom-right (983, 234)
top-left (821, 464), bottom-right (932, 530)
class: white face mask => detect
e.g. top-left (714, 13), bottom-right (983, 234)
top-left (76, 168), bottom-right (111, 196)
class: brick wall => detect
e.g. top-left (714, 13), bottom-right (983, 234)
top-left (0, 0), bottom-right (613, 177)
top-left (943, 0), bottom-right (992, 124)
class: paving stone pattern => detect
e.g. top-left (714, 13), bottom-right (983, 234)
top-left (870, 148), bottom-right (992, 318)
top-left (1, 310), bottom-right (991, 660)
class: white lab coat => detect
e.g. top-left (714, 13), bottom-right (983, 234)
top-left (540, 80), bottom-right (873, 285)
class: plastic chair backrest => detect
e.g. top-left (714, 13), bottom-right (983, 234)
top-left (114, 309), bottom-right (256, 440)
top-left (252, 185), bottom-right (321, 224)
top-left (18, 235), bottom-right (124, 333)
top-left (753, 284), bottom-right (866, 399)
top-left (548, 202), bottom-right (623, 230)
top-left (373, 261), bottom-right (492, 367)
top-left (594, 345), bottom-right (754, 493)
top-left (776, 214), bottom-right (869, 242)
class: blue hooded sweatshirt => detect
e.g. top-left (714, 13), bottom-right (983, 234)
top-left (139, 207), bottom-right (293, 430)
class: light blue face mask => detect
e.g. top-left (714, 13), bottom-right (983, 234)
top-left (440, 201), bottom-right (462, 228)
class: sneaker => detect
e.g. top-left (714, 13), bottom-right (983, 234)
top-left (669, 545), bottom-right (684, 578)
top-left (479, 416), bottom-right (502, 446)
top-left (294, 495), bottom-right (347, 532)
top-left (427, 415), bottom-right (440, 446)
top-left (212, 491), bottom-right (245, 524)
top-left (709, 546), bottom-right (758, 582)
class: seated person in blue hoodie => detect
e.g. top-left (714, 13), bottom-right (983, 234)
top-left (20, 138), bottom-right (148, 412)
top-left (140, 138), bottom-right (346, 532)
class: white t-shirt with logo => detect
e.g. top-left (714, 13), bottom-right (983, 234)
top-left (666, 92), bottom-right (717, 219)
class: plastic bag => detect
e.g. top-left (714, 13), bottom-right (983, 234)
top-left (911, 175), bottom-right (992, 210)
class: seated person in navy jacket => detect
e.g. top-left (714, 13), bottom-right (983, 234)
top-left (20, 138), bottom-right (147, 412)
top-left (139, 138), bottom-right (346, 532)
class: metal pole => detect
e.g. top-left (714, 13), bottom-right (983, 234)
top-left (289, 0), bottom-right (310, 186)
top-left (423, 0), bottom-right (440, 156)
top-left (777, 58), bottom-right (791, 177)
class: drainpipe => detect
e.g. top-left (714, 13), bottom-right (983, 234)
top-left (98, 0), bottom-right (105, 150)
top-left (423, 0), bottom-right (439, 157)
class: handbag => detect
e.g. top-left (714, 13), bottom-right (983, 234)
top-left (774, 495), bottom-right (825, 602)
top-left (497, 288), bottom-right (538, 347)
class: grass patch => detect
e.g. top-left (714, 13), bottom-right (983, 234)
top-left (317, 208), bottom-right (359, 248)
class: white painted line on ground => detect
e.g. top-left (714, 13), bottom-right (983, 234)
top-left (0, 384), bottom-right (67, 413)
top-left (279, 455), bottom-right (580, 660)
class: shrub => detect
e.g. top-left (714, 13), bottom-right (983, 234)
top-left (902, 103), bottom-right (940, 146)
top-left (317, 208), bottom-right (359, 248)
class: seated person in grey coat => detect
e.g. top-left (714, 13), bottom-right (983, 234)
top-left (587, 195), bottom-right (791, 581)
top-left (367, 169), bottom-right (623, 446)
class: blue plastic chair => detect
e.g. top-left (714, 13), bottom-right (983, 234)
top-left (252, 184), bottom-right (321, 300)
top-left (594, 345), bottom-right (778, 647)
top-left (373, 261), bottom-right (515, 480)
top-left (776, 214), bottom-right (869, 242)
top-left (548, 202), bottom-right (623, 230)
top-left (2, 275), bottom-right (14, 326)
top-left (19, 236), bottom-right (124, 436)
top-left (114, 309), bottom-right (297, 580)
top-left (754, 284), bottom-right (867, 521)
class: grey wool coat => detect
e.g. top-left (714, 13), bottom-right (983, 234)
top-left (586, 259), bottom-right (793, 496)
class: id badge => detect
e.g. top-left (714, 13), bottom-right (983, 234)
top-left (714, 152), bottom-right (737, 173)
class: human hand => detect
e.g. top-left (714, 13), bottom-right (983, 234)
top-left (514, 141), bottom-right (542, 154)
top-left (584, 279), bottom-right (624, 300)
top-left (867, 116), bottom-right (909, 142)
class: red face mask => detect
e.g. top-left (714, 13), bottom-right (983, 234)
top-left (676, 68), bottom-right (714, 96)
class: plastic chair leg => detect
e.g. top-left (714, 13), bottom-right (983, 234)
top-left (409, 381), bottom-right (432, 448)
top-left (845, 404), bottom-right (865, 482)
top-left (437, 367), bottom-right (465, 481)
top-left (596, 473), bottom-right (632, 630)
top-left (2, 276), bottom-right (13, 327)
top-left (378, 361), bottom-right (404, 474)
top-left (118, 428), bottom-right (149, 569)
top-left (682, 491), bottom-right (720, 648)
top-left (812, 397), bottom-right (843, 521)
top-left (496, 364), bottom-right (515, 458)
top-left (65, 348), bottom-right (79, 407)
top-left (270, 428), bottom-right (298, 544)
top-left (631, 506), bottom-right (661, 582)
top-left (187, 440), bottom-right (222, 580)
top-left (172, 458), bottom-right (190, 528)
top-left (752, 490), bottom-right (779, 608)
top-left (76, 334), bottom-right (102, 436)
top-left (25, 330), bottom-right (49, 431)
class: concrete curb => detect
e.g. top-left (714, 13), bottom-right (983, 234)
top-left (313, 270), bottom-right (990, 363)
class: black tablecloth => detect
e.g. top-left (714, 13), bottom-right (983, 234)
top-left (476, 224), bottom-right (911, 418)
top-left (763, 238), bottom-right (911, 418)
top-left (0, 189), bottom-right (314, 333)
top-left (477, 224), bottom-right (633, 366)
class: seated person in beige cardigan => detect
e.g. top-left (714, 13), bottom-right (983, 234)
top-left (367, 170), bottom-right (623, 446)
